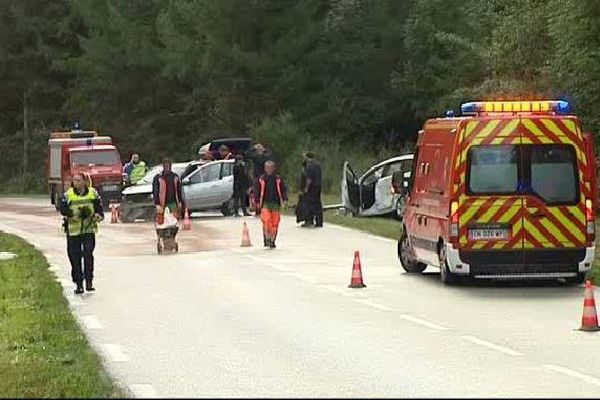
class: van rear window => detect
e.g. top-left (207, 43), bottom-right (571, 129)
top-left (71, 150), bottom-right (119, 166)
top-left (530, 146), bottom-right (578, 204)
top-left (468, 146), bottom-right (519, 194)
top-left (466, 144), bottom-right (579, 204)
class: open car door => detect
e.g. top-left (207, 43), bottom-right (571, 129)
top-left (341, 161), bottom-right (360, 215)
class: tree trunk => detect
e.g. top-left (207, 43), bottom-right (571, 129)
top-left (22, 89), bottom-right (29, 174)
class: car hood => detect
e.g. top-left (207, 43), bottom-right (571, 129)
top-left (122, 183), bottom-right (152, 195)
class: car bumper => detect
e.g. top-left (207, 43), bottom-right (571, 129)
top-left (446, 244), bottom-right (594, 279)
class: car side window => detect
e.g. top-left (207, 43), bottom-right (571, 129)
top-left (221, 162), bottom-right (233, 177)
top-left (189, 163), bottom-right (221, 184)
top-left (363, 166), bottom-right (383, 185)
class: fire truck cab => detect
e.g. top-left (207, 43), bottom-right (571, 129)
top-left (398, 100), bottom-right (597, 284)
top-left (48, 128), bottom-right (123, 209)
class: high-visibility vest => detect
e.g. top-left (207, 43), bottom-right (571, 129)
top-left (258, 175), bottom-right (283, 208)
top-left (65, 187), bottom-right (99, 236)
top-left (129, 161), bottom-right (147, 184)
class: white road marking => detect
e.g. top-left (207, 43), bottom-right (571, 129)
top-left (129, 384), bottom-right (159, 398)
top-left (281, 271), bottom-right (317, 284)
top-left (462, 335), bottom-right (522, 356)
top-left (102, 344), bottom-right (130, 363)
top-left (355, 299), bottom-right (392, 311)
top-left (543, 364), bottom-right (600, 387)
top-left (399, 314), bottom-right (449, 331)
top-left (82, 315), bottom-right (103, 330)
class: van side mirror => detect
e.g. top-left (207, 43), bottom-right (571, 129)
top-left (182, 177), bottom-right (191, 185)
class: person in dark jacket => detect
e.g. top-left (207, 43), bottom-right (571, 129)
top-left (256, 161), bottom-right (288, 248)
top-left (302, 152), bottom-right (323, 227)
top-left (246, 143), bottom-right (274, 216)
top-left (233, 154), bottom-right (251, 216)
top-left (152, 158), bottom-right (185, 219)
top-left (60, 172), bottom-right (104, 294)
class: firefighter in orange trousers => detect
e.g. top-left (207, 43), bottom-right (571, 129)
top-left (256, 161), bottom-right (288, 248)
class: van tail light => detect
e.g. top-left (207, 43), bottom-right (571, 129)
top-left (450, 201), bottom-right (459, 245)
top-left (586, 198), bottom-right (595, 243)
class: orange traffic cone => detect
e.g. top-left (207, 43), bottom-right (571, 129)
top-left (580, 280), bottom-right (600, 331)
top-left (348, 250), bottom-right (366, 288)
top-left (183, 208), bottom-right (191, 231)
top-left (110, 204), bottom-right (118, 224)
top-left (241, 222), bottom-right (252, 247)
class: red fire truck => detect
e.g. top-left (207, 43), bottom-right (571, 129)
top-left (48, 127), bottom-right (123, 209)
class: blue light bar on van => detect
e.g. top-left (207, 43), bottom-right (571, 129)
top-left (461, 100), bottom-right (570, 115)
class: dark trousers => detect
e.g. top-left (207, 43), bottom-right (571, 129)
top-left (233, 192), bottom-right (248, 215)
top-left (67, 233), bottom-right (96, 284)
top-left (306, 186), bottom-right (323, 226)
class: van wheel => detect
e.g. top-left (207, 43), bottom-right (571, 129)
top-left (439, 244), bottom-right (456, 285)
top-left (565, 273), bottom-right (586, 285)
top-left (120, 209), bottom-right (135, 223)
top-left (398, 232), bottom-right (426, 273)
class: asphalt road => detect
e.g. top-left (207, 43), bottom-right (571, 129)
top-left (1, 197), bottom-right (600, 398)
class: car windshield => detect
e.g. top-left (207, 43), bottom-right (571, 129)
top-left (137, 164), bottom-right (189, 184)
top-left (71, 150), bottom-right (119, 166)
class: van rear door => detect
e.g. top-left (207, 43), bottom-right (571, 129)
top-left (459, 118), bottom-right (524, 253)
top-left (520, 117), bottom-right (586, 249)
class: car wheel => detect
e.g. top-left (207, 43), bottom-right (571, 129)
top-left (394, 196), bottom-right (406, 220)
top-left (221, 199), bottom-right (235, 216)
top-left (439, 244), bottom-right (456, 285)
top-left (398, 231), bottom-right (426, 273)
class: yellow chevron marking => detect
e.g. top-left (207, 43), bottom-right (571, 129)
top-left (474, 119), bottom-right (501, 139)
top-left (490, 137), bottom-right (506, 145)
top-left (523, 239), bottom-right (535, 249)
top-left (547, 208), bottom-right (585, 242)
top-left (459, 205), bottom-right (480, 227)
top-left (538, 217), bottom-right (570, 245)
top-left (569, 205), bottom-right (585, 223)
top-left (498, 118), bottom-right (520, 137)
top-left (512, 137), bottom-right (524, 144)
top-left (561, 119), bottom-right (579, 136)
top-left (472, 242), bottom-right (486, 249)
top-left (477, 199), bottom-right (507, 223)
top-left (498, 203), bottom-right (520, 223)
top-left (463, 121), bottom-right (480, 141)
top-left (493, 241), bottom-right (506, 249)
top-left (523, 219), bottom-right (552, 247)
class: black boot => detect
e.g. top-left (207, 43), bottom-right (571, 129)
top-left (74, 282), bottom-right (84, 294)
top-left (85, 280), bottom-right (95, 292)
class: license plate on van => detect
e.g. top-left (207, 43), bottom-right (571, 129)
top-left (469, 228), bottom-right (509, 240)
top-left (102, 184), bottom-right (119, 191)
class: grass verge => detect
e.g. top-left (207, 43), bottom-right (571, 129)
top-left (0, 231), bottom-right (123, 398)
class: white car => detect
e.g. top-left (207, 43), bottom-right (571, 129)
top-left (341, 154), bottom-right (413, 219)
top-left (120, 159), bottom-right (235, 222)
top-left (181, 159), bottom-right (235, 215)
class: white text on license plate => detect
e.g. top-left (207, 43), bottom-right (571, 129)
top-left (469, 228), bottom-right (509, 240)
top-left (103, 184), bottom-right (119, 191)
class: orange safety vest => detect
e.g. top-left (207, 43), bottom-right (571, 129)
top-left (258, 175), bottom-right (283, 208)
top-left (157, 174), bottom-right (182, 208)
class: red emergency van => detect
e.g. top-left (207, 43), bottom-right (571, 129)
top-left (398, 100), bottom-right (596, 284)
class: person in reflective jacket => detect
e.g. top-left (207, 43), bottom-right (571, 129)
top-left (256, 161), bottom-right (288, 248)
top-left (60, 172), bottom-right (104, 294)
